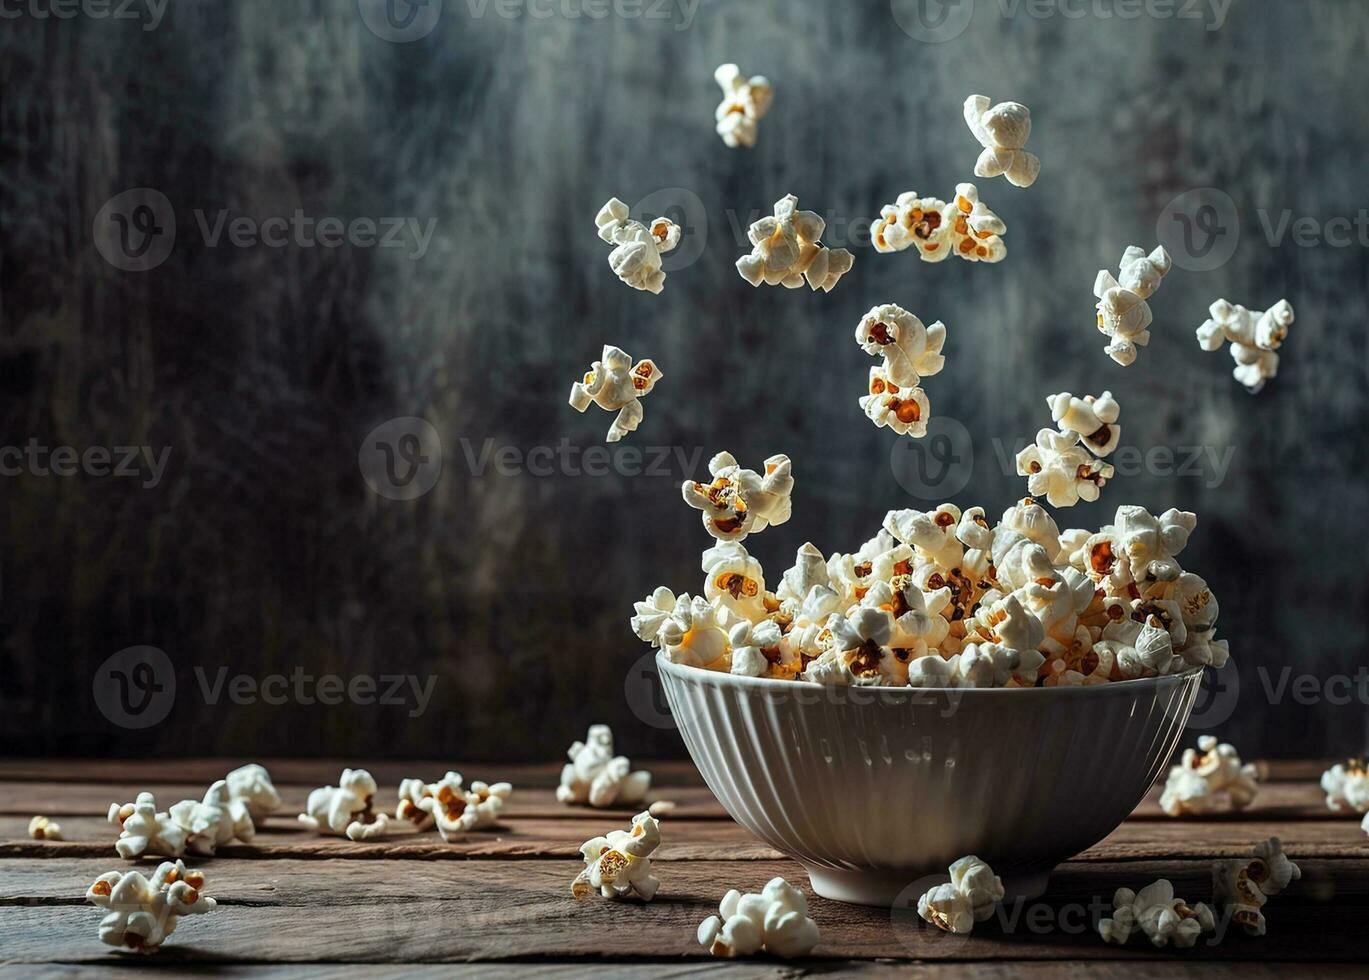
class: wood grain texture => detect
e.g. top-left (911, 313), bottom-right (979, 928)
top-left (1, 2), bottom-right (1368, 762)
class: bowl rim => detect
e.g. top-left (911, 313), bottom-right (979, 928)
top-left (655, 649), bottom-right (1208, 696)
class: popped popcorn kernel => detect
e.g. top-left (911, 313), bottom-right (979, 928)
top-left (572, 811), bottom-right (662, 902)
top-left (736, 194), bottom-right (854, 292)
top-left (1212, 837), bottom-right (1301, 936)
top-left (1320, 759), bottom-right (1369, 814)
top-left (1098, 879), bottom-right (1215, 948)
top-left (595, 197), bottom-right (681, 293)
top-left (698, 877), bottom-right (819, 957)
top-left (569, 344), bottom-right (663, 443)
top-left (1196, 297), bottom-right (1294, 393)
top-left (87, 860), bottom-right (216, 952)
top-left (28, 815), bottom-right (62, 840)
top-left (298, 768), bottom-right (391, 841)
top-left (917, 855), bottom-right (1005, 934)
top-left (682, 451), bottom-right (793, 542)
top-left (964, 94), bottom-right (1041, 188)
top-left (714, 64), bottom-right (772, 148)
top-left (1159, 736), bottom-right (1259, 816)
top-left (1094, 245), bottom-right (1172, 366)
top-left (556, 725), bottom-right (652, 808)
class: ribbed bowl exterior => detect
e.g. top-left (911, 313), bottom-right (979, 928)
top-left (658, 652), bottom-right (1203, 905)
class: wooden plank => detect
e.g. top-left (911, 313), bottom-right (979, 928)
top-left (0, 857), bottom-right (1365, 963)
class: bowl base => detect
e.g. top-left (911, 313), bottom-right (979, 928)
top-left (806, 865), bottom-right (1054, 908)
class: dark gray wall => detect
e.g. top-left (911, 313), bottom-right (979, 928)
top-left (1, 0), bottom-right (1366, 760)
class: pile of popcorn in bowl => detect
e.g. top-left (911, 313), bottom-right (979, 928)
top-left (632, 461), bottom-right (1226, 690)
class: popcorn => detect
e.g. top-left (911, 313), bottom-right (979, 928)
top-left (594, 198), bottom-right (681, 293)
top-left (1196, 298), bottom-right (1294, 393)
top-left (729, 618), bottom-right (788, 678)
top-left (1321, 759), bottom-right (1369, 814)
top-left (916, 855), bottom-right (1005, 934)
top-left (415, 772), bottom-right (512, 841)
top-left (298, 768), bottom-right (392, 841)
top-left (87, 860), bottom-right (215, 952)
top-left (855, 304), bottom-right (947, 389)
top-left (569, 344), bottom-right (663, 443)
top-left (571, 811), bottom-right (662, 902)
top-left (556, 725), bottom-right (652, 808)
top-left (658, 594), bottom-right (735, 668)
top-left (860, 367), bottom-right (930, 437)
top-left (1098, 879), bottom-right (1215, 948)
top-left (1159, 736), bottom-right (1260, 816)
top-left (28, 815), bottom-right (62, 840)
top-left (713, 64), bottom-right (772, 148)
top-left (947, 183), bottom-right (1007, 263)
top-left (1016, 428), bottom-right (1115, 508)
top-left (630, 586), bottom-right (680, 647)
top-left (871, 191), bottom-right (952, 259)
top-left (168, 781), bottom-right (255, 856)
top-left (108, 793), bottom-right (189, 860)
top-left (698, 877), bottom-right (820, 958)
top-left (1048, 390), bottom-right (1121, 457)
top-left (735, 194), bottom-right (854, 292)
top-left (1094, 245), bottom-right (1172, 366)
top-left (702, 541), bottom-right (767, 621)
top-left (395, 778), bottom-right (437, 831)
top-left (802, 606), bottom-right (899, 685)
top-left (682, 451), bottom-right (793, 542)
top-left (224, 763), bottom-right (281, 824)
top-left (964, 95), bottom-right (1041, 188)
top-left (1212, 837), bottom-right (1301, 936)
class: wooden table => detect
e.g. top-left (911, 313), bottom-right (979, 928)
top-left (1, 758), bottom-right (1365, 976)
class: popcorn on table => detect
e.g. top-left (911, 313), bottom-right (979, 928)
top-left (735, 194), bottom-right (854, 292)
top-left (571, 810), bottom-right (662, 902)
top-left (1212, 837), bottom-right (1301, 936)
top-left (634, 495), bottom-right (1228, 688)
top-left (698, 877), bottom-right (820, 957)
top-left (413, 772), bottom-right (513, 841)
top-left (169, 780), bottom-right (256, 856)
top-left (594, 198), bottom-right (681, 294)
top-left (225, 763), bottom-right (281, 824)
top-left (714, 63), bottom-right (772, 148)
top-left (1098, 879), bottom-right (1215, 948)
top-left (557, 724), bottom-right (652, 808)
top-left (298, 768), bottom-right (391, 842)
top-left (1159, 736), bottom-right (1259, 816)
top-left (87, 860), bottom-right (215, 952)
top-left (871, 184), bottom-right (1006, 264)
top-left (29, 815), bottom-right (62, 840)
top-left (1321, 759), bottom-right (1369, 814)
top-left (917, 855), bottom-right (1005, 934)
top-left (1094, 245), bottom-right (1172, 366)
top-left (682, 451), bottom-right (793, 542)
top-left (568, 344), bottom-right (663, 443)
top-left (964, 94), bottom-right (1041, 188)
top-left (1196, 297), bottom-right (1294, 394)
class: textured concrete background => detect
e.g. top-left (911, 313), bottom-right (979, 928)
top-left (1, 0), bottom-right (1366, 759)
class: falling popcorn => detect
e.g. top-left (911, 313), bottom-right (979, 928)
top-left (682, 451), bottom-right (793, 542)
top-left (1159, 736), bottom-right (1260, 816)
top-left (1016, 428), bottom-right (1115, 508)
top-left (1098, 879), bottom-right (1215, 948)
top-left (735, 194), bottom-right (854, 292)
top-left (917, 855), bottom-right (1006, 935)
top-left (713, 63), bottom-right (772, 148)
top-left (415, 772), bottom-right (512, 841)
top-left (571, 810), bottom-right (662, 902)
top-left (861, 367), bottom-right (932, 437)
top-left (854, 303), bottom-right (947, 389)
top-left (871, 183), bottom-right (1006, 263)
top-left (298, 768), bottom-right (391, 841)
top-left (1048, 390), bottom-right (1121, 457)
top-left (964, 94), bottom-right (1041, 188)
top-left (1321, 759), bottom-right (1369, 814)
top-left (87, 860), bottom-right (215, 952)
top-left (556, 725), bottom-right (652, 808)
top-left (28, 815), bottom-right (62, 840)
top-left (698, 877), bottom-right (820, 957)
top-left (1212, 837), bottom-right (1301, 937)
top-left (1094, 245), bottom-right (1172, 366)
top-left (594, 198), bottom-right (681, 294)
top-left (224, 763), bottom-right (281, 824)
top-left (569, 344), bottom-right (663, 443)
top-left (1196, 297), bottom-right (1294, 394)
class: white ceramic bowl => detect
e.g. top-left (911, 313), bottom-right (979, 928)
top-left (657, 651), bottom-right (1205, 907)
